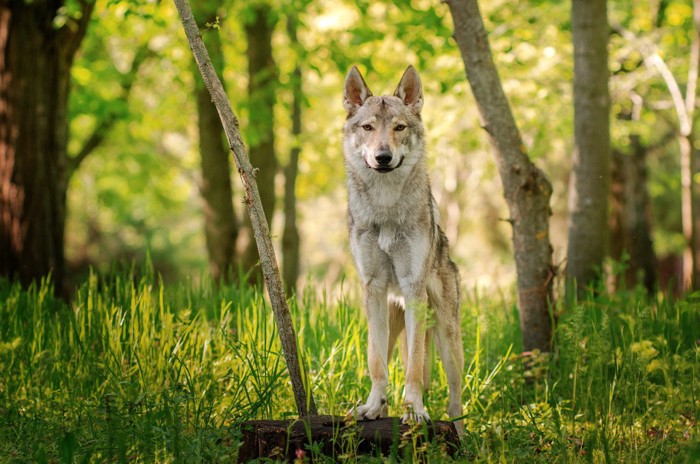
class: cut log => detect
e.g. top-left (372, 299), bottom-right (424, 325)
top-left (237, 415), bottom-right (461, 462)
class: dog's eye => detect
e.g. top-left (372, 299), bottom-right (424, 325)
top-left (395, 124), bottom-right (406, 132)
top-left (362, 124), bottom-right (373, 131)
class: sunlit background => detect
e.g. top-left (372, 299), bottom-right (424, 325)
top-left (65, 0), bottom-right (689, 293)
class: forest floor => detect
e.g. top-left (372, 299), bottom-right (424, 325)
top-left (1, 268), bottom-right (699, 463)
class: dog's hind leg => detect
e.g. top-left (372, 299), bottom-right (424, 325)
top-left (431, 274), bottom-right (465, 436)
top-left (423, 329), bottom-right (432, 395)
top-left (388, 298), bottom-right (406, 364)
top-left (435, 318), bottom-right (464, 435)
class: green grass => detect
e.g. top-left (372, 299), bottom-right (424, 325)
top-left (0, 269), bottom-right (699, 463)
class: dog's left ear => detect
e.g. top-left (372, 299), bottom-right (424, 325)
top-left (394, 65), bottom-right (423, 114)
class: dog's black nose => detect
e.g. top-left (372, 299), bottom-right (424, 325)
top-left (375, 152), bottom-right (392, 166)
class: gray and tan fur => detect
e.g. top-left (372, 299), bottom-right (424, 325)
top-left (343, 65), bottom-right (464, 434)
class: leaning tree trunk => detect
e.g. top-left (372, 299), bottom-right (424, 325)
top-left (566, 0), bottom-right (611, 299)
top-left (174, 0), bottom-right (316, 417)
top-left (241, 4), bottom-right (278, 283)
top-left (282, 14), bottom-right (302, 296)
top-left (0, 1), bottom-right (92, 293)
top-left (192, 0), bottom-right (239, 283)
top-left (446, 0), bottom-right (554, 352)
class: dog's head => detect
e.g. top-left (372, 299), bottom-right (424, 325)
top-left (343, 66), bottom-right (425, 174)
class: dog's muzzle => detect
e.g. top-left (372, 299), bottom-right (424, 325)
top-left (365, 155), bottom-right (405, 173)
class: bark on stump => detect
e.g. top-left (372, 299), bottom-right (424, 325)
top-left (237, 415), bottom-right (460, 462)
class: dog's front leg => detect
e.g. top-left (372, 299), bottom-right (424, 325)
top-left (393, 234), bottom-right (432, 424)
top-left (354, 280), bottom-right (390, 420)
top-left (402, 290), bottom-right (430, 424)
top-left (348, 228), bottom-right (391, 421)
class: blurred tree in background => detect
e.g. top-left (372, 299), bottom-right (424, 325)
top-left (0, 0), bottom-right (94, 293)
top-left (240, 2), bottom-right (279, 284)
top-left (282, 6), bottom-right (305, 296)
top-left (567, 0), bottom-right (611, 299)
top-left (192, 0), bottom-right (239, 284)
top-left (2, 0), bottom-right (699, 303)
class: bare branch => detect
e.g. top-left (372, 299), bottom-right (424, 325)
top-left (69, 119), bottom-right (113, 174)
top-left (67, 45), bottom-right (154, 176)
top-left (646, 53), bottom-right (691, 135)
top-left (611, 21), bottom-right (692, 135)
top-left (61, 0), bottom-right (96, 58)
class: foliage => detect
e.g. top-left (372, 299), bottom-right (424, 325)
top-left (5, 1), bottom-right (697, 456)
top-left (58, 0), bottom-right (698, 289)
top-left (62, 0), bottom-right (571, 287)
top-left (67, 0), bottom-right (205, 283)
top-left (1, 272), bottom-right (698, 462)
top-left (6, 0), bottom-right (700, 459)
top-left (608, 0), bottom-right (696, 258)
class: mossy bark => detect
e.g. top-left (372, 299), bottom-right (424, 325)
top-left (446, 0), bottom-right (555, 352)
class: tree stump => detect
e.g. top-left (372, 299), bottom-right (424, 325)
top-left (237, 415), bottom-right (461, 462)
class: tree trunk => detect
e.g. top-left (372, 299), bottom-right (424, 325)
top-left (681, 133), bottom-right (700, 291)
top-left (610, 136), bottom-right (657, 293)
top-left (282, 15), bottom-right (301, 296)
top-left (174, 0), bottom-right (316, 417)
top-left (242, 4), bottom-right (278, 282)
top-left (686, 0), bottom-right (700, 290)
top-left (693, 145), bottom-right (700, 291)
top-left (566, 0), bottom-right (611, 298)
top-left (446, 0), bottom-right (555, 352)
top-left (680, 135), bottom-right (695, 290)
top-left (0, 1), bottom-right (92, 293)
top-left (192, 1), bottom-right (239, 284)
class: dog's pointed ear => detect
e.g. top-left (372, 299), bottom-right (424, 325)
top-left (344, 66), bottom-right (372, 115)
top-left (394, 65), bottom-right (423, 114)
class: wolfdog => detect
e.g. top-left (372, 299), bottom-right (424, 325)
top-left (343, 65), bottom-right (464, 434)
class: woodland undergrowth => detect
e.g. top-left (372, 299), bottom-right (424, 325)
top-left (1, 266), bottom-right (699, 463)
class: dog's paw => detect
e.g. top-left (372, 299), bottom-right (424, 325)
top-left (401, 402), bottom-right (431, 425)
top-left (346, 397), bottom-right (388, 421)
